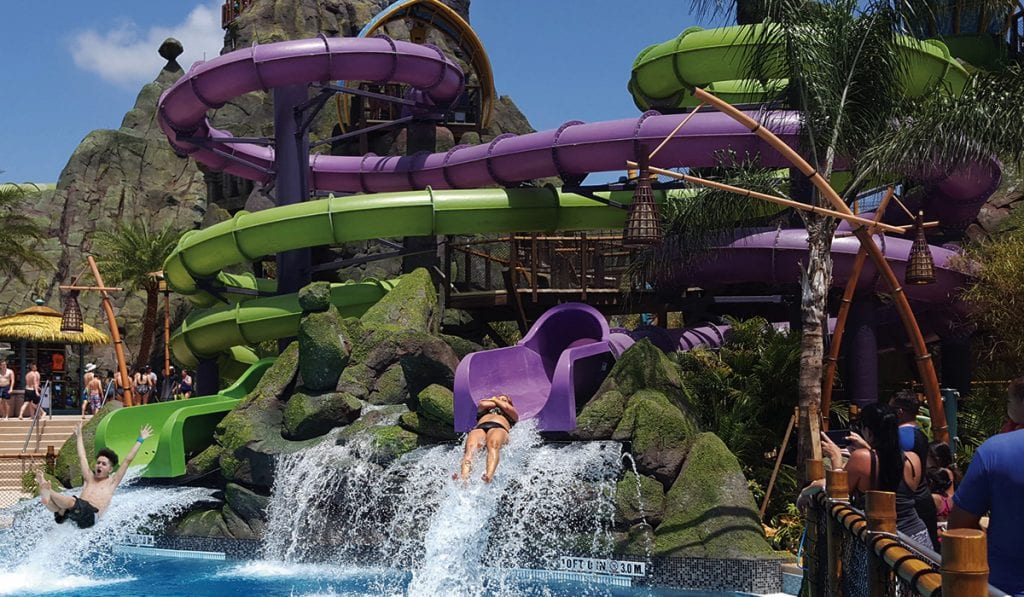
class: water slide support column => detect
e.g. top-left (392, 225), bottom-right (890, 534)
top-left (844, 296), bottom-right (879, 408)
top-left (691, 87), bottom-right (948, 443)
top-left (274, 84), bottom-right (312, 349)
top-left (402, 122), bottom-right (440, 275)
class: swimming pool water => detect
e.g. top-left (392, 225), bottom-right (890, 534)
top-left (2, 555), bottom-right (752, 596)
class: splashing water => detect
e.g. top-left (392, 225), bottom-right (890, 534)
top-left (0, 469), bottom-right (215, 595)
top-left (265, 421), bottom-right (623, 595)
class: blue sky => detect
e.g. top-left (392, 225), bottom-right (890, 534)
top-left (0, 1), bottom-right (712, 184)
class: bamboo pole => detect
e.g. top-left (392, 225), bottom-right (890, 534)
top-left (688, 86), bottom-right (948, 443)
top-left (825, 469), bottom-right (849, 595)
top-left (625, 162), bottom-right (913, 235)
top-left (648, 102), bottom-right (705, 160)
top-left (941, 529), bottom-right (989, 597)
top-left (760, 407), bottom-right (798, 519)
top-left (87, 256), bottom-right (134, 407)
top-left (821, 188), bottom-right (895, 424)
top-left (866, 491), bottom-right (896, 597)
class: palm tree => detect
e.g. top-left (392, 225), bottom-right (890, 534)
top-left (646, 0), bottom-right (1024, 471)
top-left (0, 184), bottom-right (51, 282)
top-left (92, 222), bottom-right (182, 369)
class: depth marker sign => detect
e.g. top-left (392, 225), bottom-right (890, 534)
top-left (559, 556), bottom-right (648, 577)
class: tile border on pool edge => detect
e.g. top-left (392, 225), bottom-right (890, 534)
top-left (132, 534), bottom-right (787, 593)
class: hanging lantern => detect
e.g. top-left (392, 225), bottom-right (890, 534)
top-left (905, 211), bottom-right (936, 286)
top-left (60, 290), bottom-right (84, 333)
top-left (622, 151), bottom-right (663, 247)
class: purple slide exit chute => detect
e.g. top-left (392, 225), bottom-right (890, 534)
top-left (453, 303), bottom-right (615, 432)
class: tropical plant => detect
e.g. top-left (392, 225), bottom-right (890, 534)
top-left (673, 317), bottom-right (802, 520)
top-left (643, 0), bottom-right (1024, 472)
top-left (960, 205), bottom-right (1024, 361)
top-left (0, 184), bottom-right (51, 282)
top-left (92, 222), bottom-right (182, 369)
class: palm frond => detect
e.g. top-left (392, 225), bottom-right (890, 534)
top-left (92, 222), bottom-right (183, 291)
top-left (863, 63), bottom-right (1024, 179)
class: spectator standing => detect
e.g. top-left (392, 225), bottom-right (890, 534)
top-left (949, 377), bottom-right (1024, 597)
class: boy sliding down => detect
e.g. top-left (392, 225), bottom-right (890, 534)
top-left (37, 423), bottom-right (153, 529)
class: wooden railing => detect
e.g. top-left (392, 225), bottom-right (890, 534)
top-left (445, 232), bottom-right (632, 300)
top-left (801, 460), bottom-right (1002, 596)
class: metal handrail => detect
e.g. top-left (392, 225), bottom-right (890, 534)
top-left (20, 380), bottom-right (51, 454)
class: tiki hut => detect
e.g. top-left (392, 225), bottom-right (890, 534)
top-left (0, 304), bottom-right (110, 409)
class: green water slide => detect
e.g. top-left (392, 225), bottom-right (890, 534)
top-left (628, 24), bottom-right (970, 110)
top-left (94, 358), bottom-right (274, 478)
top-left (166, 187), bottom-right (640, 365)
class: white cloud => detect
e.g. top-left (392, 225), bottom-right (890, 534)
top-left (69, 2), bottom-right (223, 88)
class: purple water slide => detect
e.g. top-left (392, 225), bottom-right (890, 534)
top-left (158, 37), bottom-right (801, 192)
top-left (453, 303), bottom-right (616, 432)
top-left (680, 228), bottom-right (967, 305)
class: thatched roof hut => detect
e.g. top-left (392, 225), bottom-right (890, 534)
top-left (0, 305), bottom-right (109, 345)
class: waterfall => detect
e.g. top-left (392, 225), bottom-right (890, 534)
top-left (0, 471), bottom-right (215, 595)
top-left (265, 421), bottom-right (623, 595)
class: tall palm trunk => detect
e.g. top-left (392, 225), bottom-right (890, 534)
top-left (797, 214), bottom-right (834, 479)
top-left (136, 283), bottom-right (160, 369)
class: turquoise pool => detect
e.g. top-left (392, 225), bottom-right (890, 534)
top-left (0, 554), bottom-right (755, 596)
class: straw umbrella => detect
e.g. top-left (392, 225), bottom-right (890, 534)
top-left (0, 305), bottom-right (110, 409)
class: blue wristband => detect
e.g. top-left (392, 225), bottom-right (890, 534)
top-left (136, 437), bottom-right (144, 443)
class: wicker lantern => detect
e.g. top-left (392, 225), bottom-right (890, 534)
top-left (60, 290), bottom-right (84, 333)
top-left (623, 152), bottom-right (663, 247)
top-left (905, 211), bottom-right (936, 286)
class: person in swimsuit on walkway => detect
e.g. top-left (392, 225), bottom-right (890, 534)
top-left (18, 362), bottom-right (41, 420)
top-left (36, 422), bottom-right (153, 529)
top-left (454, 394), bottom-right (519, 483)
top-left (178, 369), bottom-right (192, 400)
top-left (0, 361), bottom-right (15, 420)
top-left (82, 372), bottom-right (103, 417)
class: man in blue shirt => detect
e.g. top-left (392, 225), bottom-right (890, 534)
top-left (949, 377), bottom-right (1024, 596)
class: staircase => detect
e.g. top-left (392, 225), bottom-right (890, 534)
top-left (0, 415), bottom-right (90, 509)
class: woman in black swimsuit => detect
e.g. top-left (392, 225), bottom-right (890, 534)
top-left (454, 394), bottom-right (519, 483)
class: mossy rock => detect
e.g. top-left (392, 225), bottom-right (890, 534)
top-left (338, 316), bottom-right (368, 363)
top-left (298, 281), bottom-right (332, 312)
top-left (440, 333), bottom-right (483, 360)
top-left (214, 343), bottom-right (321, 488)
top-left (54, 400), bottom-right (123, 487)
top-left (368, 363), bottom-right (409, 405)
top-left (282, 390), bottom-right (362, 440)
top-left (615, 471), bottom-right (666, 527)
top-left (572, 390), bottom-right (628, 440)
top-left (398, 411), bottom-right (459, 441)
top-left (174, 508), bottom-right (231, 538)
top-left (654, 432), bottom-right (775, 559)
top-left (250, 341), bottom-right (300, 401)
top-left (222, 503), bottom-right (259, 540)
top-left (587, 340), bottom-right (690, 413)
top-left (298, 307), bottom-right (351, 392)
top-left (336, 404), bottom-right (409, 442)
top-left (222, 483), bottom-right (268, 539)
top-left (417, 384), bottom-right (454, 425)
top-left (367, 424), bottom-right (420, 465)
top-left (612, 390), bottom-right (698, 485)
top-left (337, 362), bottom-right (372, 399)
top-left (616, 523), bottom-right (657, 556)
top-left (361, 329), bottom-right (460, 398)
top-left (186, 443), bottom-right (223, 478)
top-left (360, 268), bottom-right (438, 333)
